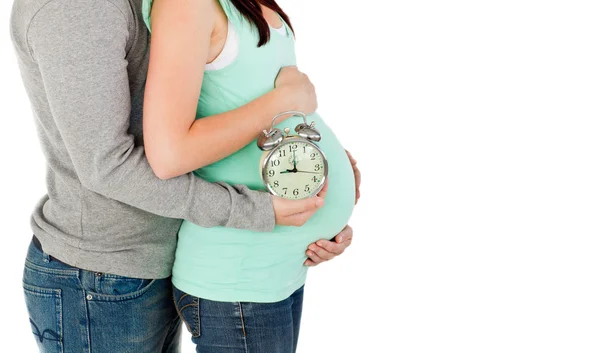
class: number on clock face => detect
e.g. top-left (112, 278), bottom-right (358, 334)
top-left (264, 140), bottom-right (326, 199)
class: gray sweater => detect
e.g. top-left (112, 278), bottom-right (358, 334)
top-left (10, 0), bottom-right (275, 279)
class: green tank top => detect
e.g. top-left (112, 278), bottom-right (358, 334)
top-left (143, 0), bottom-right (355, 302)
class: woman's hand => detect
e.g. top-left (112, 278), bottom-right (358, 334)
top-left (304, 150), bottom-right (361, 265)
top-left (346, 150), bottom-right (361, 204)
top-left (305, 226), bottom-right (354, 266)
top-left (275, 66), bottom-right (318, 115)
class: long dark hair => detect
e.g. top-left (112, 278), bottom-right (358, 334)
top-left (229, 0), bottom-right (294, 47)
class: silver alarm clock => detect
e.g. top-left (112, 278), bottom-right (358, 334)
top-left (257, 111), bottom-right (328, 200)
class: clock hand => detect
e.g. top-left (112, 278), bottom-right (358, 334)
top-left (292, 151), bottom-right (297, 170)
top-left (279, 150), bottom-right (302, 174)
top-left (295, 170), bottom-right (321, 174)
top-left (280, 167), bottom-right (300, 174)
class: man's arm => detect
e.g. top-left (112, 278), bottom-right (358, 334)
top-left (25, 0), bottom-right (274, 230)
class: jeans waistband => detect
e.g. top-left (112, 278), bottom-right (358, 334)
top-left (32, 235), bottom-right (71, 267)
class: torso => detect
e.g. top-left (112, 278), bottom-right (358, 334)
top-left (143, 0), bottom-right (355, 303)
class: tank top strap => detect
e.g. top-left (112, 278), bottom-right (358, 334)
top-left (141, 0), bottom-right (153, 32)
top-left (216, 0), bottom-right (244, 26)
top-left (216, 0), bottom-right (261, 54)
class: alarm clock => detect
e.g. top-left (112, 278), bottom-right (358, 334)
top-left (257, 111), bottom-right (328, 200)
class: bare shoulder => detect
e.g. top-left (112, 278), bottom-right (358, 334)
top-left (151, 0), bottom-right (216, 22)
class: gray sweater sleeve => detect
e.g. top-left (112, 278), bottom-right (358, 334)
top-left (26, 0), bottom-right (275, 231)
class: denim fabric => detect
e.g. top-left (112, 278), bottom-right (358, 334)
top-left (22, 239), bottom-right (182, 353)
top-left (173, 286), bottom-right (304, 353)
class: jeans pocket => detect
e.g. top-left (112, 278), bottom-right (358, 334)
top-left (173, 287), bottom-right (200, 338)
top-left (23, 283), bottom-right (63, 353)
top-left (97, 274), bottom-right (153, 295)
top-left (83, 271), bottom-right (156, 302)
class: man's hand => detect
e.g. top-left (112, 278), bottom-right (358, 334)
top-left (273, 182), bottom-right (328, 227)
top-left (305, 225), bottom-right (354, 266)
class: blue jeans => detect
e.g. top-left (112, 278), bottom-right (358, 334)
top-left (173, 286), bottom-right (304, 353)
top-left (22, 238), bottom-right (182, 353)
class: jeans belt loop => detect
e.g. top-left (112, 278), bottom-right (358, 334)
top-left (33, 235), bottom-right (61, 265)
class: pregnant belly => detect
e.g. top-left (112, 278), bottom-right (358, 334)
top-left (179, 114), bottom-right (355, 279)
top-left (174, 114), bottom-right (354, 299)
top-left (194, 113), bottom-right (355, 239)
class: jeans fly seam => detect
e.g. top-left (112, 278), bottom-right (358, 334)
top-left (82, 288), bottom-right (91, 353)
top-left (194, 297), bottom-right (200, 337)
top-left (57, 289), bottom-right (64, 352)
top-left (237, 302), bottom-right (248, 352)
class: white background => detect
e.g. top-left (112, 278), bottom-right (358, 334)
top-left (1, 0), bottom-right (600, 352)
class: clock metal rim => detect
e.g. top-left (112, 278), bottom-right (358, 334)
top-left (261, 136), bottom-right (329, 199)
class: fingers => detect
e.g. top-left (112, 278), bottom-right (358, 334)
top-left (275, 66), bottom-right (302, 87)
top-left (314, 238), bottom-right (350, 256)
top-left (285, 209), bottom-right (318, 227)
top-left (274, 66), bottom-right (317, 115)
top-left (303, 226), bottom-right (354, 266)
top-left (273, 195), bottom-right (324, 227)
top-left (353, 166), bottom-right (361, 189)
top-left (272, 181), bottom-right (327, 227)
top-left (308, 243), bottom-right (337, 260)
top-left (276, 195), bottom-right (324, 216)
top-left (317, 180), bottom-right (329, 199)
top-left (345, 150), bottom-right (361, 204)
top-left (316, 226), bottom-right (354, 256)
top-left (293, 196), bottom-right (324, 214)
top-left (353, 166), bottom-right (361, 190)
top-left (346, 150), bottom-right (357, 166)
top-left (303, 240), bottom-right (350, 267)
top-left (306, 248), bottom-right (327, 265)
top-left (334, 225), bottom-right (354, 244)
top-left (279, 65), bottom-right (298, 74)
top-left (304, 259), bottom-right (317, 267)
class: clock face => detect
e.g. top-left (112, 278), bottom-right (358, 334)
top-left (262, 138), bottom-right (328, 199)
